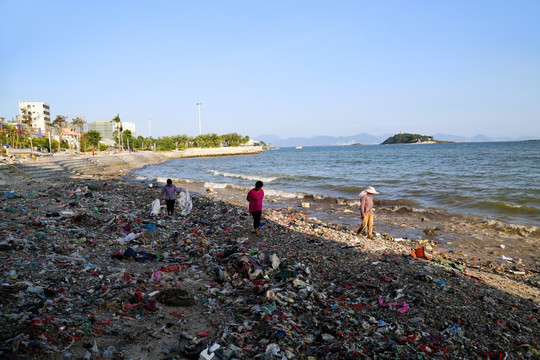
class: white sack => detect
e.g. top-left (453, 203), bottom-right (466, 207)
top-left (151, 198), bottom-right (161, 215)
top-left (178, 190), bottom-right (192, 216)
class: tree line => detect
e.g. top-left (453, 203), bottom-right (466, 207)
top-left (1, 112), bottom-right (257, 153)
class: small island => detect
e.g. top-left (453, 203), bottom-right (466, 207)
top-left (381, 132), bottom-right (444, 145)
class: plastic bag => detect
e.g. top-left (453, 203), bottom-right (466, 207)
top-left (151, 198), bottom-right (161, 215)
top-left (178, 190), bottom-right (192, 216)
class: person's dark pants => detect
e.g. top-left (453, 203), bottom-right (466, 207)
top-left (251, 211), bottom-right (262, 229)
top-left (166, 199), bottom-right (175, 214)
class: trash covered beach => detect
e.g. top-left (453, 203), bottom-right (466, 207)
top-left (1, 152), bottom-right (539, 359)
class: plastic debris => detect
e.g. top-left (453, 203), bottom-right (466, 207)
top-left (0, 176), bottom-right (537, 360)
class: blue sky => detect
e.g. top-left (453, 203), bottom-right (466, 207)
top-left (1, 1), bottom-right (539, 139)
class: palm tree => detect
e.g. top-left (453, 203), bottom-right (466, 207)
top-left (71, 117), bottom-right (85, 151)
top-left (222, 133), bottom-right (243, 147)
top-left (52, 115), bottom-right (67, 153)
top-left (111, 114), bottom-right (123, 150)
top-left (20, 108), bottom-right (34, 155)
top-left (3, 124), bottom-right (17, 148)
top-left (177, 134), bottom-right (193, 148)
top-left (195, 133), bottom-right (221, 148)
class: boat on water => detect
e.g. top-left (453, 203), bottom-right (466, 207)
top-left (294, 146), bottom-right (303, 149)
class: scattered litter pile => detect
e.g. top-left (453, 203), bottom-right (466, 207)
top-left (0, 178), bottom-right (538, 359)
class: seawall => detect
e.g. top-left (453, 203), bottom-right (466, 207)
top-left (175, 146), bottom-right (265, 158)
top-left (0, 146), bottom-right (265, 184)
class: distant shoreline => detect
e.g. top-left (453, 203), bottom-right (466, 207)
top-left (266, 139), bottom-right (538, 147)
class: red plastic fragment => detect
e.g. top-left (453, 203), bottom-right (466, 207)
top-left (160, 264), bottom-right (181, 272)
top-left (400, 334), bottom-right (418, 343)
top-left (350, 304), bottom-right (370, 310)
top-left (170, 311), bottom-right (184, 318)
top-left (40, 332), bottom-right (59, 345)
top-left (123, 302), bottom-right (140, 310)
top-left (119, 313), bottom-right (136, 318)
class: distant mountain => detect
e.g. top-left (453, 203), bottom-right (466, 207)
top-left (257, 133), bottom-right (391, 147)
top-left (433, 133), bottom-right (535, 142)
top-left (257, 133), bottom-right (536, 147)
top-left (431, 133), bottom-right (468, 142)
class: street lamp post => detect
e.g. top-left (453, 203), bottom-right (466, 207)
top-left (196, 102), bottom-right (202, 135)
top-left (48, 129), bottom-right (52, 153)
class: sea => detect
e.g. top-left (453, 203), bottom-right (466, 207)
top-left (132, 141), bottom-right (540, 228)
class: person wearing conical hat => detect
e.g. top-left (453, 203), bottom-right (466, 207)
top-left (357, 186), bottom-right (379, 239)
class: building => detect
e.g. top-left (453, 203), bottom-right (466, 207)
top-left (88, 121), bottom-right (114, 141)
top-left (121, 122), bottom-right (136, 137)
top-left (18, 101), bottom-right (51, 138)
top-left (88, 120), bottom-right (136, 146)
top-left (61, 127), bottom-right (80, 149)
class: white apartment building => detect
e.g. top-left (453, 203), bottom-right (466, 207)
top-left (18, 101), bottom-right (51, 138)
top-left (121, 122), bottom-right (136, 136)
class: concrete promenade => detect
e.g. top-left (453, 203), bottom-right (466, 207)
top-left (0, 146), bottom-right (265, 185)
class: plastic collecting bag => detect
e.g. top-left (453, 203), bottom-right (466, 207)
top-left (178, 190), bottom-right (192, 216)
top-left (151, 198), bottom-right (161, 215)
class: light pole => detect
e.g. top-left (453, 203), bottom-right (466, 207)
top-left (196, 102), bottom-right (202, 135)
top-left (48, 129), bottom-right (52, 154)
top-left (148, 117), bottom-right (152, 137)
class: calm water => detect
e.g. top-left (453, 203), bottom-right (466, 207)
top-left (133, 141), bottom-right (540, 227)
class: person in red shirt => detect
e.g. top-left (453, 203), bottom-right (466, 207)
top-left (357, 186), bottom-right (379, 239)
top-left (246, 181), bottom-right (264, 235)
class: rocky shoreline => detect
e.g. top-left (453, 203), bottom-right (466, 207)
top-left (0, 151), bottom-right (538, 359)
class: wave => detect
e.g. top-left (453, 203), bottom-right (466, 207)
top-left (148, 175), bottom-right (425, 207)
top-left (206, 169), bottom-right (278, 183)
top-left (470, 201), bottom-right (540, 216)
top-left (480, 219), bottom-right (539, 237)
top-left (139, 176), bottom-right (197, 185)
top-left (201, 181), bottom-right (309, 199)
top-left (130, 175), bottom-right (539, 234)
top-left (265, 188), bottom-right (309, 199)
top-left (203, 182), bottom-right (230, 189)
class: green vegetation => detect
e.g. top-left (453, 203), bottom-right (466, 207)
top-left (108, 115), bottom-right (252, 151)
top-left (1, 127), bottom-right (253, 153)
top-left (0, 111), bottom-right (255, 154)
top-left (52, 115), bottom-right (68, 152)
top-left (20, 108), bottom-right (34, 154)
top-left (81, 130), bottom-right (102, 150)
top-left (381, 133), bottom-right (437, 144)
top-left (139, 133), bottom-right (251, 151)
